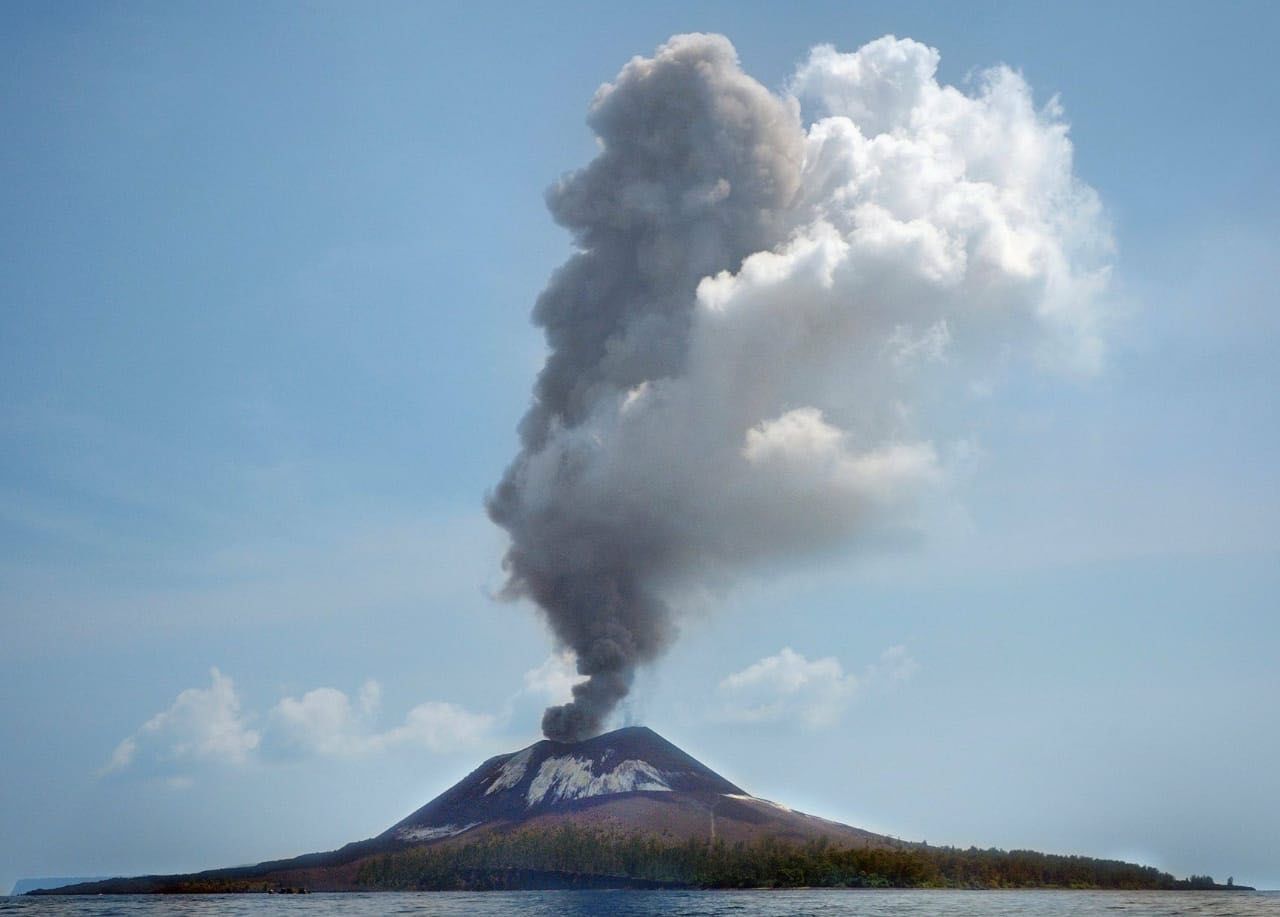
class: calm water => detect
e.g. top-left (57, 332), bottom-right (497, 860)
top-left (3, 890), bottom-right (1278, 916)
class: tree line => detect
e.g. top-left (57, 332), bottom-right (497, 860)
top-left (355, 825), bottom-right (1216, 891)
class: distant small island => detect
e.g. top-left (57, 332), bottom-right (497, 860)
top-left (10, 877), bottom-right (107, 896)
top-left (31, 728), bottom-right (1255, 895)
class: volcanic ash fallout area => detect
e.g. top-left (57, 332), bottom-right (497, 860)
top-left (488, 33), bottom-right (1113, 742)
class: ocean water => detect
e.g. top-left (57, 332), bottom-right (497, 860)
top-left (2, 890), bottom-right (1278, 916)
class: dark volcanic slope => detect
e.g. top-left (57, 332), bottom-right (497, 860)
top-left (383, 725), bottom-right (743, 841)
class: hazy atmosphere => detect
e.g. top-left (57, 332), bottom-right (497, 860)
top-left (3, 0), bottom-right (1278, 895)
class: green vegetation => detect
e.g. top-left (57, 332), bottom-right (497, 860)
top-left (355, 826), bottom-right (1206, 891)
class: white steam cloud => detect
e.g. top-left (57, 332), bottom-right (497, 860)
top-left (100, 671), bottom-right (492, 779)
top-left (489, 33), bottom-right (1112, 741)
top-left (717, 645), bottom-right (919, 728)
top-left (100, 668), bottom-right (260, 776)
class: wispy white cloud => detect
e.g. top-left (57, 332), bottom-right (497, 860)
top-left (717, 645), bottom-right (917, 728)
top-left (102, 670), bottom-right (493, 779)
top-left (521, 651), bottom-right (586, 705)
top-left (100, 668), bottom-right (260, 776)
top-left (370, 701), bottom-right (494, 754)
top-left (100, 736), bottom-right (138, 775)
top-left (863, 644), bottom-right (920, 686)
top-left (266, 685), bottom-right (373, 758)
top-left (267, 684), bottom-right (493, 758)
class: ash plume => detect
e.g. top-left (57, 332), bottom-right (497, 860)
top-left (489, 33), bottom-right (1111, 742)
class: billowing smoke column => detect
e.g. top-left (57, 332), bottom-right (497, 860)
top-left (489, 34), bottom-right (1110, 741)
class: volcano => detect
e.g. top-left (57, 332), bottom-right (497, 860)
top-left (33, 725), bottom-right (1238, 894)
top-left (40, 726), bottom-right (898, 893)
top-left (381, 726), bottom-right (890, 849)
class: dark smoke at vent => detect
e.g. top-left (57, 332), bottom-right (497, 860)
top-left (488, 35), bottom-right (801, 742)
top-left (489, 34), bottom-right (1110, 741)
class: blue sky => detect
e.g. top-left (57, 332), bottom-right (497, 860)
top-left (2, 0), bottom-right (1278, 893)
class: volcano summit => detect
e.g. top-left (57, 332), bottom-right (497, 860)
top-left (382, 726), bottom-right (886, 850)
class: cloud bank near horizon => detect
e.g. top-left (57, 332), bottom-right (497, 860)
top-left (717, 645), bottom-right (919, 728)
top-left (99, 646), bottom-right (914, 781)
top-left (99, 668), bottom-right (494, 781)
top-left (489, 32), bottom-right (1113, 741)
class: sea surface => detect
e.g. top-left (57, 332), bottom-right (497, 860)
top-left (3, 890), bottom-right (1279, 916)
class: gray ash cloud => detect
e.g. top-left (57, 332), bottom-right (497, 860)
top-left (489, 34), bottom-right (1110, 741)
